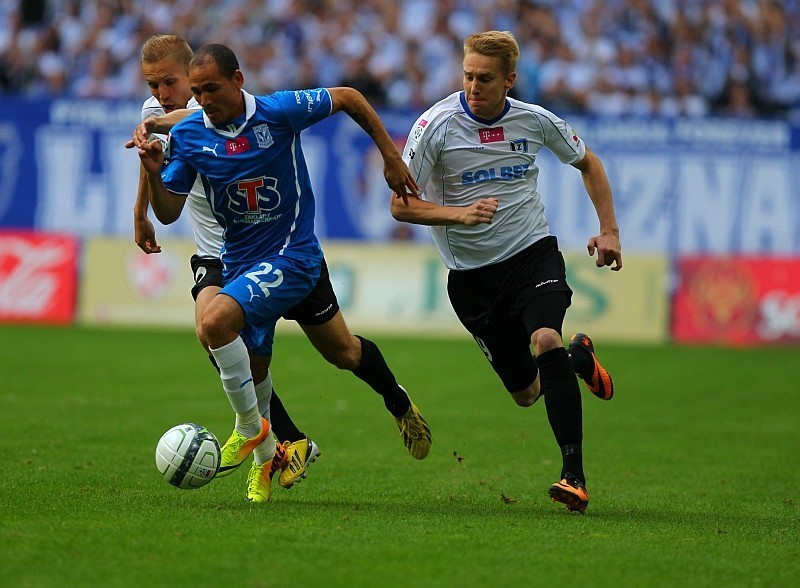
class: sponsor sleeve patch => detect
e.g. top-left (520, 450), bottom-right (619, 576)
top-left (412, 119), bottom-right (428, 142)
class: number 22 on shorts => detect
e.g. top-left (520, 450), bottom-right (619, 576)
top-left (245, 262), bottom-right (284, 297)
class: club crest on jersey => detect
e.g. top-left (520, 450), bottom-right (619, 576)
top-left (479, 127), bottom-right (504, 143)
top-left (226, 136), bottom-right (250, 155)
top-left (253, 124), bottom-right (274, 149)
top-left (510, 138), bottom-right (528, 153)
top-left (157, 136), bottom-right (170, 156)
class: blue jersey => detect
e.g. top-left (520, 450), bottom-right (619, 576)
top-left (161, 89), bottom-right (329, 277)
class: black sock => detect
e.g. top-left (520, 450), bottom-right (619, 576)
top-left (268, 390), bottom-right (304, 443)
top-left (353, 336), bottom-right (411, 417)
top-left (567, 343), bottom-right (592, 380)
top-left (538, 347), bottom-right (585, 483)
top-left (560, 444), bottom-right (585, 485)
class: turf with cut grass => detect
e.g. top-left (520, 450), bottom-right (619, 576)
top-left (0, 325), bottom-right (797, 587)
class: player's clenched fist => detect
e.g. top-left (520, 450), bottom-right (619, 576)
top-left (464, 198), bottom-right (499, 226)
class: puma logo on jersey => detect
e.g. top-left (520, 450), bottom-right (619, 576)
top-left (461, 164), bottom-right (530, 185)
top-left (202, 144), bottom-right (219, 156)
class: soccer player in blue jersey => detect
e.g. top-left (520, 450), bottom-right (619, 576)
top-left (133, 34), bottom-right (321, 491)
top-left (134, 43), bottom-right (430, 503)
top-left (391, 31), bottom-right (621, 513)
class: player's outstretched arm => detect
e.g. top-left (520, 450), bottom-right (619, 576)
top-left (572, 146), bottom-right (622, 271)
top-left (125, 109), bottom-right (194, 149)
top-left (328, 87), bottom-right (418, 204)
top-left (390, 194), bottom-right (498, 227)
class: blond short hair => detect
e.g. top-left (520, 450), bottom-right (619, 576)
top-left (464, 31), bottom-right (519, 75)
top-left (141, 34), bottom-right (193, 67)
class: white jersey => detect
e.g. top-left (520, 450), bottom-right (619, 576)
top-left (402, 91), bottom-right (586, 270)
top-left (141, 96), bottom-right (224, 258)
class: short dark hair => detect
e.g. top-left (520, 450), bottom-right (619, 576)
top-left (190, 44), bottom-right (240, 78)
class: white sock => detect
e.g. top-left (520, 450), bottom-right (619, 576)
top-left (253, 435), bottom-right (276, 466)
top-left (235, 408), bottom-right (263, 439)
top-left (255, 371), bottom-right (273, 421)
top-left (210, 337), bottom-right (261, 438)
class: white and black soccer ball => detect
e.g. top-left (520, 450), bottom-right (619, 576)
top-left (155, 423), bottom-right (221, 489)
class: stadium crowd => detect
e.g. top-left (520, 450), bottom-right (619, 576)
top-left (1, 0), bottom-right (799, 120)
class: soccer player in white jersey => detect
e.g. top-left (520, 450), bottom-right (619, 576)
top-left (134, 35), bottom-right (317, 489)
top-left (133, 43), bottom-right (430, 503)
top-left (391, 31), bottom-right (622, 513)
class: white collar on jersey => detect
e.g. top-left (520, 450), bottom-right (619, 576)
top-left (202, 90), bottom-right (256, 138)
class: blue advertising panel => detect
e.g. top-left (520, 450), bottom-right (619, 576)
top-left (1, 97), bottom-right (799, 254)
top-left (0, 98), bottom-right (50, 229)
top-left (541, 116), bottom-right (800, 255)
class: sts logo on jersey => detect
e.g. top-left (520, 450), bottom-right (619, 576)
top-left (225, 176), bottom-right (281, 219)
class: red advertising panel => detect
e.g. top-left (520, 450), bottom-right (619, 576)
top-left (672, 256), bottom-right (800, 345)
top-left (0, 231), bottom-right (78, 324)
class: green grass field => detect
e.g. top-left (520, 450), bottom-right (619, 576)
top-left (1, 324), bottom-right (797, 587)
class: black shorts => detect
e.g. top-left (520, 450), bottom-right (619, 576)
top-left (282, 258), bottom-right (340, 326)
top-left (447, 236), bottom-right (572, 392)
top-left (190, 255), bottom-right (223, 300)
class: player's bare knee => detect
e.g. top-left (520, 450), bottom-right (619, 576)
top-left (514, 394), bottom-right (537, 407)
top-left (531, 327), bottom-right (562, 355)
top-left (200, 309), bottom-right (232, 348)
top-left (199, 315), bottom-right (221, 347)
top-left (511, 382), bottom-right (540, 407)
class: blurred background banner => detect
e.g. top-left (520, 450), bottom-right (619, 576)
top-left (80, 237), bottom-right (196, 326)
top-left (672, 256), bottom-right (800, 345)
top-left (79, 237), bottom-right (669, 343)
top-left (0, 98), bottom-right (799, 254)
top-left (0, 229), bottom-right (78, 324)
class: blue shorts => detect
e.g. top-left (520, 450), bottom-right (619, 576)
top-left (221, 252), bottom-right (321, 355)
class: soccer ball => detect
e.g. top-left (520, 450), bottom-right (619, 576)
top-left (155, 423), bottom-right (221, 489)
